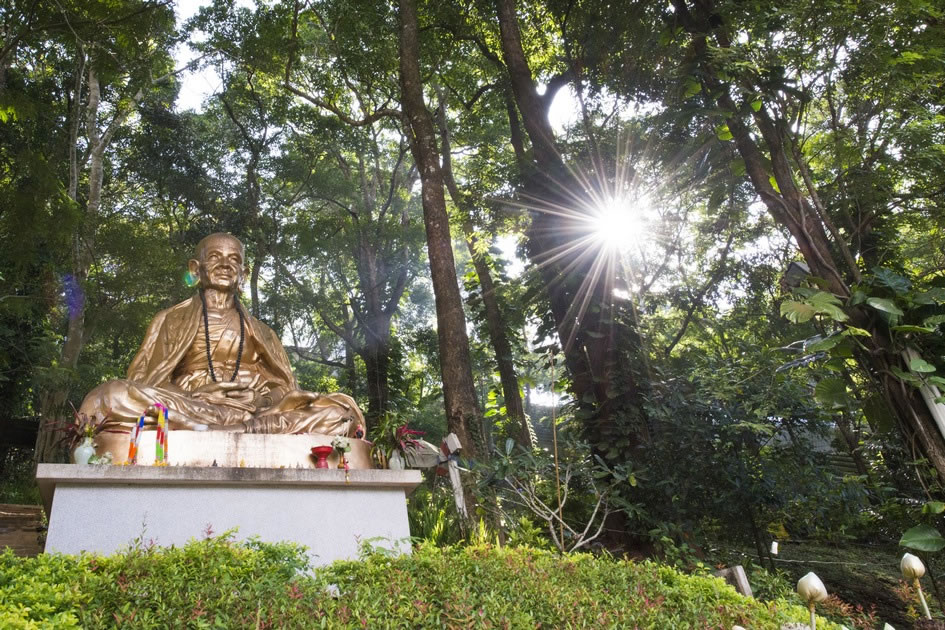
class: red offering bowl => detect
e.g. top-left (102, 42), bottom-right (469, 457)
top-left (311, 445), bottom-right (334, 469)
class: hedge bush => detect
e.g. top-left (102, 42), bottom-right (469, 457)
top-left (0, 536), bottom-right (843, 628)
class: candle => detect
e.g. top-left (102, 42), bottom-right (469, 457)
top-left (133, 415), bottom-right (144, 463)
top-left (127, 418), bottom-right (139, 464)
top-left (155, 403), bottom-right (166, 464)
top-left (162, 406), bottom-right (169, 464)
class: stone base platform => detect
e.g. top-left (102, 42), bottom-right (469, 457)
top-left (94, 430), bottom-right (373, 469)
top-left (37, 464), bottom-right (421, 565)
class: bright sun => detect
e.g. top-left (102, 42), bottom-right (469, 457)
top-left (590, 196), bottom-right (648, 253)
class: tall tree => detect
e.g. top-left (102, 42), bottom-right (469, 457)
top-left (435, 96), bottom-right (530, 447)
top-left (192, 0), bottom-right (423, 427)
top-left (277, 124), bottom-right (420, 428)
top-left (656, 0), bottom-right (945, 483)
top-left (491, 0), bottom-right (649, 455)
top-left (398, 0), bottom-right (484, 460)
top-left (30, 0), bottom-right (177, 461)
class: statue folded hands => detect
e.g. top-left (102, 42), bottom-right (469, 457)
top-left (79, 233), bottom-right (364, 437)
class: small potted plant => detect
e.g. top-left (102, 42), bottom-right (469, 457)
top-left (47, 407), bottom-right (116, 464)
top-left (370, 417), bottom-right (424, 470)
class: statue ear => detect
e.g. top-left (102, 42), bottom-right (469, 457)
top-left (187, 259), bottom-right (202, 285)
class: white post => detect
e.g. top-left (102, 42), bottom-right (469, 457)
top-left (438, 433), bottom-right (467, 519)
top-left (904, 348), bottom-right (945, 443)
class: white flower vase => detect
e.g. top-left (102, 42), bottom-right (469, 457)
top-left (388, 450), bottom-right (405, 471)
top-left (73, 437), bottom-right (95, 465)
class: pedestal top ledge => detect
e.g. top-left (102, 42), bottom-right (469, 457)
top-left (37, 464), bottom-right (421, 515)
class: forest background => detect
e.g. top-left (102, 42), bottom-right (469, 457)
top-left (1, 0), bottom-right (945, 616)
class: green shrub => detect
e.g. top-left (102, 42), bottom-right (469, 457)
top-left (0, 448), bottom-right (42, 505)
top-left (1, 536), bottom-right (845, 628)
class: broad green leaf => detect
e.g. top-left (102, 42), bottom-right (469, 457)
top-left (842, 326), bottom-right (871, 337)
top-left (891, 365), bottom-right (922, 385)
top-left (716, 124), bottom-right (733, 141)
top-left (768, 175), bottom-right (781, 193)
top-left (807, 292), bottom-right (848, 321)
top-left (809, 291), bottom-right (843, 307)
top-left (923, 501), bottom-right (945, 515)
top-left (750, 99), bottom-right (762, 112)
top-left (814, 378), bottom-right (848, 409)
top-left (807, 335), bottom-right (842, 352)
top-left (780, 300), bottom-right (816, 323)
top-left (872, 268), bottom-right (911, 294)
top-left (900, 524), bottom-right (945, 552)
top-left (892, 325), bottom-right (935, 334)
top-left (866, 297), bottom-right (904, 316)
top-left (682, 78), bottom-right (701, 99)
top-left (818, 303), bottom-right (849, 322)
top-left (910, 357), bottom-right (937, 373)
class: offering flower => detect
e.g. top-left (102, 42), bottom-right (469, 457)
top-left (46, 406), bottom-right (117, 451)
top-left (394, 425), bottom-right (424, 453)
top-left (369, 417), bottom-right (426, 469)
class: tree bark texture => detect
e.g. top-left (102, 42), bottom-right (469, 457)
top-left (361, 337), bottom-right (392, 427)
top-left (398, 0), bottom-right (483, 459)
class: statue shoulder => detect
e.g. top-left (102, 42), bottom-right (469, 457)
top-left (148, 297), bottom-right (197, 330)
top-left (247, 312), bottom-right (280, 342)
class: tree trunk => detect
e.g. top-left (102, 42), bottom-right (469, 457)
top-left (398, 0), bottom-right (483, 464)
top-left (245, 149), bottom-right (263, 319)
top-left (360, 337), bottom-right (392, 428)
top-left (463, 232), bottom-right (531, 446)
top-left (35, 64), bottom-right (103, 462)
top-left (494, 0), bottom-right (645, 452)
top-left (343, 314), bottom-right (358, 399)
top-left (250, 254), bottom-right (262, 318)
top-left (434, 95), bottom-right (530, 447)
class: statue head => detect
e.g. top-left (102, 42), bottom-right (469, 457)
top-left (188, 233), bottom-right (248, 293)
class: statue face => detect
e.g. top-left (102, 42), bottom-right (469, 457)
top-left (189, 234), bottom-right (245, 293)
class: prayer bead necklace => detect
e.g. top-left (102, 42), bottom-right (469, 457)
top-left (198, 289), bottom-right (245, 382)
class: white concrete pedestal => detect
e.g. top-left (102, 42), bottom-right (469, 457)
top-left (37, 464), bottom-right (422, 566)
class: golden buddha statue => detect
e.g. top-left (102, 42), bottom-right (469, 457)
top-left (78, 233), bottom-right (365, 436)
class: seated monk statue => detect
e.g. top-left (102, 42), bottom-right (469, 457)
top-left (78, 232), bottom-right (365, 436)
